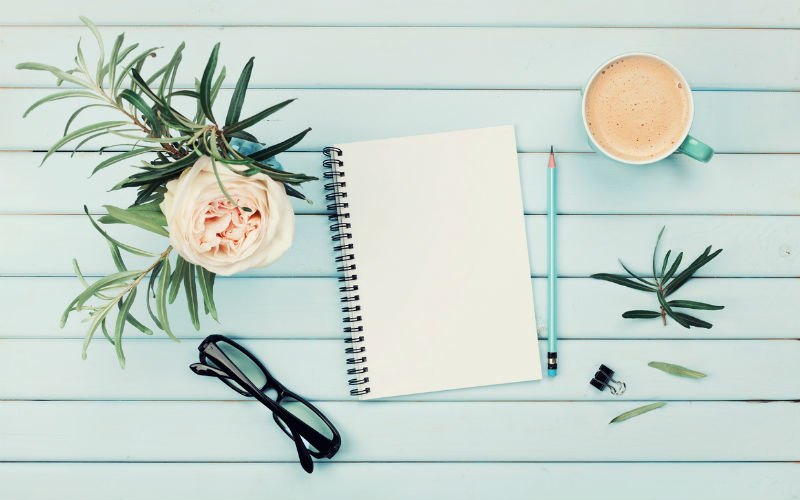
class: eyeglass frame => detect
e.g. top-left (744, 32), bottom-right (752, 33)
top-left (190, 334), bottom-right (341, 472)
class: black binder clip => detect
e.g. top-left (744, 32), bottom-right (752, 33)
top-left (589, 364), bottom-right (627, 395)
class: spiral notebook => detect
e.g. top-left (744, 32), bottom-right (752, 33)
top-left (324, 126), bottom-right (541, 400)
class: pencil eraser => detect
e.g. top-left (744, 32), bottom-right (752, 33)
top-left (548, 369), bottom-right (557, 377)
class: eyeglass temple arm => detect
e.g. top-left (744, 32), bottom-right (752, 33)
top-left (190, 363), bottom-right (230, 378)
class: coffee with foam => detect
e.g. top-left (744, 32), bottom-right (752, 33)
top-left (584, 55), bottom-right (691, 162)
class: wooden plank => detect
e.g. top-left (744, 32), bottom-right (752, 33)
top-left (4, 152), bottom-right (800, 215)
top-left (2, 277), bottom-right (795, 340)
top-left (1, 214), bottom-right (798, 277)
top-left (2, 462), bottom-right (799, 500)
top-left (4, 89), bottom-right (799, 153)
top-left (2, 338), bottom-right (798, 401)
top-left (3, 0), bottom-right (799, 28)
top-left (0, 400), bottom-right (797, 461)
top-left (4, 26), bottom-right (800, 89)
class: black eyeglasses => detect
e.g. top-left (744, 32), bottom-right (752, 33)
top-left (190, 334), bottom-right (341, 473)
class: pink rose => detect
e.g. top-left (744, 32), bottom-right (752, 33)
top-left (160, 155), bottom-right (294, 276)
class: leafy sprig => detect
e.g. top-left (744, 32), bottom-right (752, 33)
top-left (18, 18), bottom-right (312, 366)
top-left (591, 227), bottom-right (724, 329)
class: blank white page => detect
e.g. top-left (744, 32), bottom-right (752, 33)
top-left (335, 126), bottom-right (541, 400)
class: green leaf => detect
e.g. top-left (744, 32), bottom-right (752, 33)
top-left (114, 287), bottom-right (137, 368)
top-left (227, 130), bottom-right (260, 143)
top-left (125, 312), bottom-right (153, 336)
top-left (83, 206), bottom-right (160, 257)
top-left (657, 290), bottom-right (690, 329)
top-left (673, 312), bottom-right (713, 329)
top-left (652, 226), bottom-right (665, 282)
top-left (73, 258), bottom-right (114, 301)
top-left (16, 62), bottom-right (91, 88)
top-left (609, 402), bottom-right (666, 424)
top-left (184, 263), bottom-right (200, 330)
top-left (61, 269), bottom-right (143, 327)
top-left (41, 120), bottom-right (128, 165)
top-left (168, 256), bottom-right (186, 304)
top-left (82, 299), bottom-right (120, 360)
top-left (617, 259), bottom-right (658, 288)
top-left (107, 33), bottom-right (125, 90)
top-left (667, 300), bottom-right (724, 311)
top-left (146, 260), bottom-right (164, 330)
top-left (113, 46), bottom-right (160, 95)
top-left (223, 98), bottom-right (294, 135)
top-left (246, 127), bottom-right (311, 162)
top-left (664, 247), bottom-right (722, 296)
top-left (118, 89), bottom-right (161, 136)
top-left (199, 42), bottom-right (221, 124)
top-left (210, 66), bottom-right (226, 107)
top-left (622, 310), bottom-right (662, 319)
top-left (590, 273), bottom-right (656, 293)
top-left (107, 241), bottom-right (127, 271)
top-left (113, 151), bottom-right (199, 190)
top-left (225, 56), bottom-right (254, 127)
top-left (661, 249), bottom-right (671, 278)
top-left (662, 251), bottom-right (683, 282)
top-left (210, 156), bottom-right (248, 212)
top-left (103, 204), bottom-right (169, 236)
top-left (156, 257), bottom-right (178, 341)
top-left (648, 361), bottom-right (707, 379)
top-left (92, 147), bottom-right (159, 175)
top-left (196, 266), bottom-right (218, 321)
top-left (101, 318), bottom-right (113, 345)
top-left (78, 16), bottom-right (105, 86)
top-left (22, 90), bottom-right (99, 118)
top-left (63, 103), bottom-right (113, 136)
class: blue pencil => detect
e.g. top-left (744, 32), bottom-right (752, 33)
top-left (547, 146), bottom-right (558, 377)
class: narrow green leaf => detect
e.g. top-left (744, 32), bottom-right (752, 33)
top-left (622, 310), bottom-right (662, 319)
top-left (41, 120), bottom-right (128, 165)
top-left (168, 256), bottom-right (186, 304)
top-left (591, 273), bottom-right (656, 293)
top-left (673, 312), bottom-right (713, 329)
top-left (664, 248), bottom-right (723, 297)
top-left (199, 42), bottom-right (221, 124)
top-left (61, 269), bottom-right (142, 327)
top-left (82, 298), bottom-right (120, 360)
top-left (609, 402), bottom-right (667, 424)
top-left (83, 206), bottom-right (160, 257)
top-left (227, 130), bottom-right (260, 143)
top-left (617, 259), bottom-right (658, 287)
top-left (156, 257), bottom-right (178, 341)
top-left (103, 204), bottom-right (169, 236)
top-left (63, 103), bottom-right (113, 136)
top-left (225, 56), bottom-right (254, 127)
top-left (101, 317), bottom-right (114, 345)
top-left (118, 89), bottom-right (161, 136)
top-left (210, 156), bottom-right (247, 212)
top-left (168, 90), bottom-right (200, 99)
top-left (107, 33), bottom-right (125, 90)
top-left (92, 147), bottom-right (159, 175)
top-left (114, 287), bottom-right (137, 368)
top-left (648, 361), bottom-right (707, 379)
top-left (662, 251), bottom-right (683, 282)
top-left (667, 300), bottom-right (724, 311)
top-left (113, 46), bottom-right (159, 95)
top-left (16, 62), bottom-right (91, 88)
top-left (73, 258), bottom-right (114, 300)
top-left (661, 249), bottom-right (671, 278)
top-left (210, 66), bottom-right (226, 107)
top-left (223, 98), bottom-right (294, 135)
top-left (652, 226), bottom-right (665, 282)
top-left (22, 90), bottom-right (99, 118)
top-left (146, 260), bottom-right (164, 330)
top-left (107, 241), bottom-right (127, 271)
top-left (657, 290), bottom-right (690, 329)
top-left (78, 16), bottom-right (105, 86)
top-left (125, 312), bottom-right (153, 336)
top-left (246, 127), bottom-right (311, 162)
top-left (184, 263), bottom-right (200, 330)
top-left (196, 266), bottom-right (218, 321)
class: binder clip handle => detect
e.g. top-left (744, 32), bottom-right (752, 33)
top-left (589, 364), bottom-right (627, 396)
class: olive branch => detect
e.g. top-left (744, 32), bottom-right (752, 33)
top-left (17, 17), bottom-right (317, 367)
top-left (591, 226), bottom-right (724, 329)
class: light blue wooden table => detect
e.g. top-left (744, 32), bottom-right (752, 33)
top-left (1, 2), bottom-right (799, 499)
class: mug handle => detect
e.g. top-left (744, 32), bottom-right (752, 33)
top-left (678, 135), bottom-right (714, 163)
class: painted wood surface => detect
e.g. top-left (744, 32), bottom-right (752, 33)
top-left (3, 0), bottom-right (799, 28)
top-left (2, 463), bottom-right (799, 500)
top-left (1, 3), bottom-right (799, 499)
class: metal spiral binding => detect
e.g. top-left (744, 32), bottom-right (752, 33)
top-left (323, 146), bottom-right (370, 396)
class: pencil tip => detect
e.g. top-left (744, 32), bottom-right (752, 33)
top-left (550, 145), bottom-right (554, 154)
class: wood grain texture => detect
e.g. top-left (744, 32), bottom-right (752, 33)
top-left (0, 400), bottom-right (798, 461)
top-left (4, 152), bottom-right (800, 215)
top-left (4, 89), bottom-right (800, 153)
top-left (2, 338), bottom-right (798, 401)
top-left (5, 26), bottom-right (800, 89)
top-left (3, 0), bottom-right (799, 28)
top-left (2, 277), bottom-right (796, 340)
top-left (2, 462), bottom-right (800, 500)
top-left (2, 214), bottom-right (797, 277)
